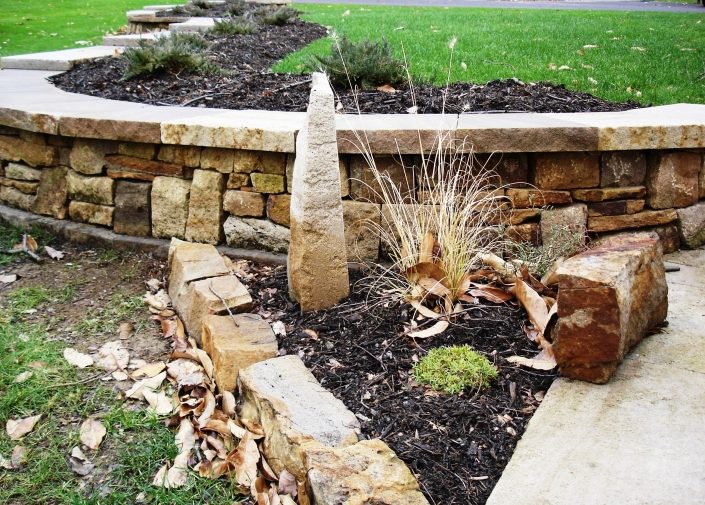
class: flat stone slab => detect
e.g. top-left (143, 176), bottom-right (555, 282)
top-left (0, 46), bottom-right (121, 71)
top-left (169, 17), bottom-right (219, 33)
top-left (103, 32), bottom-right (170, 47)
top-left (142, 4), bottom-right (178, 10)
top-left (487, 248), bottom-right (705, 505)
top-left (127, 9), bottom-right (188, 23)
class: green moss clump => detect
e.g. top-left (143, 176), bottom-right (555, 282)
top-left (414, 345), bottom-right (497, 394)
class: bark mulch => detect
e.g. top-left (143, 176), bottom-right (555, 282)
top-left (244, 265), bottom-right (556, 505)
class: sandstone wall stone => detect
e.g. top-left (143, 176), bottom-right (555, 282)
top-left (676, 202), bottom-right (705, 249)
top-left (157, 145), bottom-right (201, 167)
top-left (587, 199), bottom-right (644, 217)
top-left (114, 181), bottom-right (151, 236)
top-left (540, 204), bottom-right (588, 249)
top-left (118, 142), bottom-right (155, 159)
top-left (233, 150), bottom-right (286, 174)
top-left (68, 201), bottom-right (114, 226)
top-left (601, 151), bottom-right (646, 187)
top-left (533, 152), bottom-right (600, 190)
top-left (223, 190), bottom-right (265, 217)
top-left (32, 167), bottom-right (68, 219)
top-left (151, 176), bottom-right (191, 239)
top-left (66, 171), bottom-right (114, 205)
top-left (343, 201), bottom-right (381, 262)
top-left (266, 194), bottom-right (291, 226)
top-left (185, 169), bottom-right (225, 244)
top-left (0, 177), bottom-right (38, 193)
top-left (201, 147), bottom-right (234, 173)
top-left (476, 153), bottom-right (528, 185)
top-left (69, 139), bottom-right (116, 175)
top-left (588, 209), bottom-right (677, 233)
top-left (646, 152), bottom-right (700, 209)
top-left (227, 173), bottom-right (250, 189)
top-left (0, 135), bottom-right (58, 167)
top-left (0, 185), bottom-right (35, 211)
top-left (106, 154), bottom-right (183, 180)
top-left (506, 188), bottom-right (572, 208)
top-left (350, 155), bottom-right (416, 204)
top-left (223, 216), bottom-right (290, 253)
top-left (250, 173), bottom-right (285, 194)
top-left (571, 186), bottom-right (646, 202)
top-left (6, 162), bottom-right (41, 181)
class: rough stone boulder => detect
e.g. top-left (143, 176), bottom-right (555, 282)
top-left (238, 355), bottom-right (360, 480)
top-left (167, 239), bottom-right (230, 301)
top-left (304, 439), bottom-right (429, 505)
top-left (554, 232), bottom-right (668, 383)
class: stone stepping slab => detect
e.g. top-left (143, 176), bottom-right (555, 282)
top-left (127, 9), bottom-right (188, 23)
top-left (0, 46), bottom-right (122, 72)
top-left (103, 32), bottom-right (171, 47)
top-left (169, 17), bottom-right (220, 33)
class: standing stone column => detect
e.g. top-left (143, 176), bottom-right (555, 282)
top-left (287, 73), bottom-right (349, 311)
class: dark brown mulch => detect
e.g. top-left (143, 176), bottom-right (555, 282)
top-left (242, 265), bottom-right (556, 505)
top-left (50, 17), bottom-right (641, 114)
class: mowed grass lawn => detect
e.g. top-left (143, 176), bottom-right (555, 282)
top-left (279, 4), bottom-right (705, 105)
top-left (0, 0), bottom-right (148, 57)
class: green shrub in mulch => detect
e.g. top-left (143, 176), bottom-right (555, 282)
top-left (121, 33), bottom-right (218, 80)
top-left (414, 345), bottom-right (497, 394)
top-left (209, 17), bottom-right (257, 36)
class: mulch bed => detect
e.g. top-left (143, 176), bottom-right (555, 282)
top-left (51, 13), bottom-right (641, 114)
top-left (243, 265), bottom-right (556, 505)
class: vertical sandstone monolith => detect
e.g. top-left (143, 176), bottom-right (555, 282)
top-left (287, 73), bottom-right (349, 311)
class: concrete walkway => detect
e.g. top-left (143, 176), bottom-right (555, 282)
top-left (299, 0), bottom-right (705, 13)
top-left (487, 248), bottom-right (705, 505)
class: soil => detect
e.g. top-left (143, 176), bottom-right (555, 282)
top-left (50, 12), bottom-right (641, 114)
top-left (243, 265), bottom-right (556, 505)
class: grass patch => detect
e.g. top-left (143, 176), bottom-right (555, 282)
top-left (414, 345), bottom-right (498, 394)
top-left (276, 4), bottom-right (705, 105)
top-left (73, 292), bottom-right (144, 335)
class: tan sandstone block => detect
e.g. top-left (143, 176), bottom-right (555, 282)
top-left (185, 169), bottom-right (225, 245)
top-left (69, 139), bottom-right (116, 175)
top-left (540, 204), bottom-right (588, 249)
top-left (66, 171), bottom-right (114, 205)
top-left (266, 194), bottom-right (291, 226)
top-left (251, 173), bottom-right (285, 194)
top-left (587, 199), bottom-right (645, 217)
top-left (343, 201), bottom-right (381, 262)
top-left (118, 142), bottom-right (155, 159)
top-left (167, 239), bottom-right (230, 301)
top-left (6, 162), bottom-right (41, 181)
top-left (0, 185), bottom-right (35, 211)
top-left (601, 151), bottom-right (646, 187)
top-left (223, 216), bottom-right (290, 253)
top-left (151, 176), bottom-right (191, 239)
top-left (32, 167), bottom-right (68, 219)
top-left (68, 201), bottom-right (114, 226)
top-left (105, 154), bottom-right (183, 180)
top-left (350, 155), bottom-right (416, 204)
top-left (506, 188), bottom-right (572, 208)
top-left (533, 152), bottom-right (600, 190)
top-left (676, 202), bottom-right (705, 249)
top-left (572, 186), bottom-right (646, 202)
top-left (227, 173), bottom-right (250, 189)
top-left (588, 209), bottom-right (677, 233)
top-left (0, 177), bottom-right (38, 194)
top-left (287, 155), bottom-right (349, 197)
top-left (158, 145), bottom-right (201, 167)
top-left (223, 190), bottom-right (266, 217)
top-left (201, 147), bottom-right (235, 173)
top-left (0, 134), bottom-right (58, 167)
top-left (202, 313), bottom-right (276, 392)
top-left (646, 152), bottom-right (700, 209)
top-left (700, 155), bottom-right (705, 199)
top-left (234, 150), bottom-right (286, 174)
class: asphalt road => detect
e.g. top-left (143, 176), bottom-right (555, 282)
top-left (298, 0), bottom-right (705, 14)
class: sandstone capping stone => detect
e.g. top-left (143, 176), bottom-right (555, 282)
top-left (572, 186), bottom-right (646, 202)
top-left (342, 201), bottom-right (381, 262)
top-left (175, 274), bottom-right (253, 344)
top-left (266, 194), bottom-right (291, 226)
top-left (202, 314), bottom-right (276, 392)
top-left (201, 147), bottom-right (235, 173)
top-left (66, 171), bottom-right (114, 205)
top-left (157, 144), bottom-right (201, 167)
top-left (223, 216), bottom-right (290, 253)
top-left (114, 181), bottom-right (151, 237)
top-left (6, 163), bottom-right (41, 181)
top-left (238, 355), bottom-right (361, 479)
top-left (554, 232), bottom-right (667, 383)
top-left (676, 202), bottom-right (705, 249)
top-left (69, 139), bottom-right (116, 175)
top-left (601, 151), bottom-right (647, 187)
top-left (350, 155), bottom-right (416, 204)
top-left (118, 142), bottom-right (156, 159)
top-left (233, 150), bottom-right (286, 174)
top-left (304, 439), bottom-right (429, 505)
top-left (223, 190), bottom-right (265, 217)
top-left (540, 204), bottom-right (588, 249)
top-left (287, 73), bottom-right (349, 311)
top-left (0, 186), bottom-right (35, 211)
top-left (533, 152), bottom-right (600, 190)
top-left (506, 188), bottom-right (572, 208)
top-left (106, 154), bottom-right (184, 178)
top-left (68, 201), bottom-right (114, 226)
top-left (250, 173), bottom-right (285, 193)
top-left (588, 209), bottom-right (677, 233)
top-left (151, 176), bottom-right (191, 238)
top-left (0, 177), bottom-right (38, 193)
top-left (32, 167), bottom-right (68, 219)
top-left (646, 152), bottom-right (700, 209)
top-left (184, 169), bottom-right (225, 244)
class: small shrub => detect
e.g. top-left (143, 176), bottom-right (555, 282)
top-left (209, 18), bottom-right (256, 36)
top-left (312, 36), bottom-right (405, 88)
top-left (507, 224), bottom-right (587, 276)
top-left (190, 0), bottom-right (211, 9)
top-left (121, 33), bottom-right (217, 80)
top-left (258, 6), bottom-right (300, 26)
top-left (414, 345), bottom-right (497, 394)
top-left (226, 0), bottom-right (247, 17)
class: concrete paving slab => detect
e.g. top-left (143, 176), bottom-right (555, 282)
top-left (127, 9), bottom-right (188, 23)
top-left (169, 17), bottom-right (219, 32)
top-left (103, 31), bottom-right (170, 47)
top-left (487, 248), bottom-right (705, 505)
top-left (0, 46), bottom-right (122, 71)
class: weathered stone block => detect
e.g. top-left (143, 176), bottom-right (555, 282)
top-left (47, 135), bottom-right (73, 148)
top-left (533, 152), bottom-right (600, 190)
top-left (227, 172), bottom-right (249, 189)
top-left (476, 153), bottom-right (528, 185)
top-left (167, 239), bottom-right (230, 301)
top-left (350, 155), bottom-right (416, 204)
top-left (201, 147), bottom-right (234, 173)
top-left (601, 151), bottom-right (647, 187)
top-left (554, 232), bottom-right (667, 383)
top-left (6, 162), bottom-right (41, 182)
top-left (185, 169), bottom-right (225, 244)
top-left (505, 223), bottom-right (541, 245)
top-left (32, 167), bottom-right (68, 219)
top-left (506, 188), bottom-right (572, 208)
top-left (650, 224), bottom-right (680, 254)
top-left (540, 204), bottom-right (588, 249)
top-left (114, 181), bottom-right (151, 236)
top-left (223, 216), bottom-right (290, 253)
top-left (588, 209), bottom-right (677, 233)
top-left (202, 314), bottom-right (276, 392)
top-left (233, 150), bottom-right (286, 174)
top-left (223, 190), bottom-right (265, 217)
top-left (0, 177), bottom-right (38, 194)
top-left (587, 199), bottom-right (644, 217)
top-left (18, 131), bottom-right (45, 145)
top-left (266, 194), bottom-right (291, 227)
top-left (0, 186), bottom-right (35, 211)
top-left (238, 355), bottom-right (361, 480)
top-left (106, 154), bottom-right (183, 180)
top-left (157, 145), bottom-right (201, 167)
top-left (677, 202), bottom-right (705, 249)
top-left (700, 155), bottom-right (705, 199)
top-left (343, 201), bottom-right (381, 262)
top-left (305, 439), bottom-right (429, 505)
top-left (69, 139), bottom-right (116, 175)
top-left (250, 173), bottom-right (285, 194)
top-left (490, 208), bottom-right (541, 226)
top-left (66, 171), bottom-right (114, 205)
top-left (68, 201), bottom-right (114, 227)
top-left (151, 176), bottom-right (191, 239)
top-left (176, 275), bottom-right (253, 344)
top-left (287, 155), bottom-right (350, 197)
top-left (118, 142), bottom-right (155, 160)
top-left (572, 186), bottom-right (646, 202)
top-left (0, 135), bottom-right (58, 167)
top-left (646, 152), bottom-right (700, 209)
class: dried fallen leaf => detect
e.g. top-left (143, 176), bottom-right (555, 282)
top-left (69, 446), bottom-right (94, 476)
top-left (271, 321), bottom-right (286, 337)
top-left (119, 322), bottom-right (134, 340)
top-left (507, 348), bottom-right (557, 370)
top-left (112, 370), bottom-right (128, 381)
top-left (232, 431), bottom-right (260, 487)
top-left (44, 246), bottom-right (65, 260)
top-left (222, 391), bottom-right (237, 417)
top-left (175, 418), bottom-right (197, 453)
top-left (409, 300), bottom-right (442, 319)
top-left (8, 445), bottom-right (27, 469)
top-left (376, 84), bottom-right (396, 93)
top-left (513, 280), bottom-right (550, 334)
top-left (6, 415), bottom-right (41, 440)
top-left (409, 320), bottom-right (449, 339)
top-left (14, 371), bottom-right (33, 383)
top-left (95, 340), bottom-right (129, 372)
top-left (63, 348), bottom-right (94, 368)
top-left (146, 278), bottom-right (161, 293)
top-left (278, 469), bottom-right (298, 498)
top-left (143, 389), bottom-right (175, 416)
top-left (0, 274), bottom-right (17, 284)
top-left (303, 328), bottom-right (319, 340)
top-left (144, 289), bottom-right (171, 312)
top-left (469, 285), bottom-right (513, 304)
top-left (80, 418), bottom-right (106, 450)
top-left (131, 361), bottom-right (166, 379)
top-left (126, 371), bottom-right (167, 400)
top-left (153, 451), bottom-right (189, 489)
top-left (25, 235), bottom-right (38, 252)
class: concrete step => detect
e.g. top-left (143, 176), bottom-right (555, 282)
top-left (169, 17), bottom-right (218, 33)
top-left (127, 9), bottom-right (188, 23)
top-left (102, 32), bottom-right (170, 47)
top-left (0, 46), bottom-right (122, 72)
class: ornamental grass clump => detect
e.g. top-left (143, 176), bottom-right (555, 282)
top-left (209, 18), bottom-right (256, 36)
top-left (121, 33), bottom-right (218, 80)
top-left (414, 345), bottom-right (497, 394)
top-left (312, 36), bottom-right (406, 88)
top-left (258, 6), bottom-right (300, 26)
top-left (226, 0), bottom-right (247, 17)
top-left (507, 224), bottom-right (587, 276)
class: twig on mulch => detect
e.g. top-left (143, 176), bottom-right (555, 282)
top-left (209, 281), bottom-right (240, 327)
top-left (0, 234), bottom-right (43, 263)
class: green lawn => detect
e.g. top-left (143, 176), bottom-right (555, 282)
top-left (278, 3), bottom-right (705, 105)
top-left (0, 0), bottom-right (157, 57)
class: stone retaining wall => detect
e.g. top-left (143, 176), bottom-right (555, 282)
top-left (1, 121), bottom-right (704, 258)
